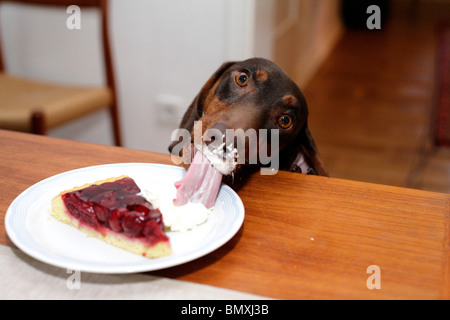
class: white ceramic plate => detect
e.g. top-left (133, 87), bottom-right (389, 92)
top-left (5, 163), bottom-right (244, 274)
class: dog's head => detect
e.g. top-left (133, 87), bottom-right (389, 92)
top-left (169, 58), bottom-right (328, 185)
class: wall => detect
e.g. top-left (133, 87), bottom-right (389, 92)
top-left (273, 0), bottom-right (344, 88)
top-left (0, 0), bottom-right (272, 153)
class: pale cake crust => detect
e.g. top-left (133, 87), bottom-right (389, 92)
top-left (50, 176), bottom-right (172, 258)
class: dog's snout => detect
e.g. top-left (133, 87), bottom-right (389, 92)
top-left (203, 122), bottom-right (239, 160)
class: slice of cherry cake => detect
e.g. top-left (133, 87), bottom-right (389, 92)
top-left (51, 176), bottom-right (172, 258)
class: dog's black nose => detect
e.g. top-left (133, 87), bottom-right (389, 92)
top-left (209, 122), bottom-right (230, 136)
top-left (203, 122), bottom-right (236, 159)
top-left (204, 122), bottom-right (230, 145)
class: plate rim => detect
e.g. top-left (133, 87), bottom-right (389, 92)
top-left (5, 162), bottom-right (245, 274)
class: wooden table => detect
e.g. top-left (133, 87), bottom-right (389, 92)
top-left (0, 129), bottom-right (449, 299)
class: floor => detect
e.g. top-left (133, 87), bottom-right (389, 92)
top-left (301, 0), bottom-right (450, 194)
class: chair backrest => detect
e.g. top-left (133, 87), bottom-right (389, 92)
top-left (0, 0), bottom-right (116, 93)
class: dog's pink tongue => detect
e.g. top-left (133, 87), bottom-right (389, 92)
top-left (173, 150), bottom-right (223, 209)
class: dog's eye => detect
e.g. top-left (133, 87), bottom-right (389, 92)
top-left (235, 72), bottom-right (249, 87)
top-left (277, 115), bottom-right (293, 129)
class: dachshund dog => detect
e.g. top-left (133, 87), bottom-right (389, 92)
top-left (169, 58), bottom-right (328, 188)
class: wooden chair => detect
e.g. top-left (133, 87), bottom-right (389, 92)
top-left (0, 0), bottom-right (122, 146)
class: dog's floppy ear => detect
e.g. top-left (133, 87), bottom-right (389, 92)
top-left (286, 124), bottom-right (329, 176)
top-left (169, 61), bottom-right (236, 154)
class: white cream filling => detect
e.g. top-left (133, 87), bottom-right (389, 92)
top-left (143, 189), bottom-right (211, 232)
top-left (195, 142), bottom-right (238, 175)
